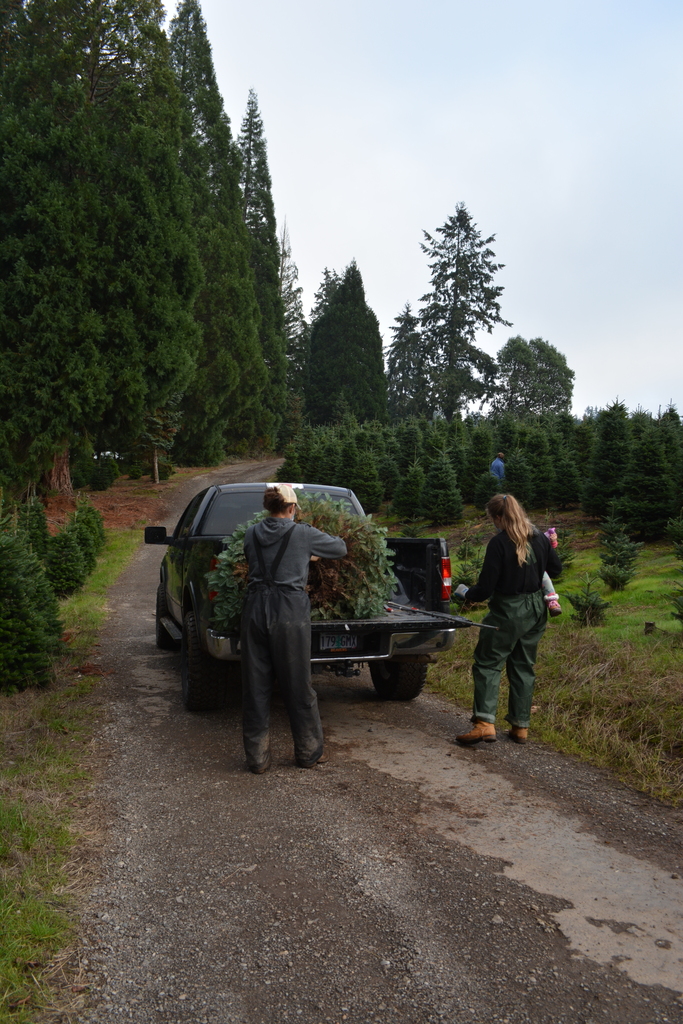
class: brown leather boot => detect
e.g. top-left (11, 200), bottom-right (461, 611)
top-left (508, 726), bottom-right (528, 744)
top-left (456, 720), bottom-right (497, 745)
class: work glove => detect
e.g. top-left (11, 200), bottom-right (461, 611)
top-left (454, 583), bottom-right (470, 601)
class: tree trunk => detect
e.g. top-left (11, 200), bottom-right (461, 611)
top-left (152, 447), bottom-right (159, 484)
top-left (42, 447), bottom-right (73, 496)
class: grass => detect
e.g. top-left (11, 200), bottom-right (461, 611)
top-left (0, 527), bottom-right (141, 1022)
top-left (428, 532), bottom-right (683, 804)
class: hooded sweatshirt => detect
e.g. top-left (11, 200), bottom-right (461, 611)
top-left (243, 517), bottom-right (347, 590)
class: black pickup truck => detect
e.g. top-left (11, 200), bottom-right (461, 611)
top-left (145, 482), bottom-right (472, 711)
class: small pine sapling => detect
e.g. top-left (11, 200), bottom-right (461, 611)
top-left (454, 528), bottom-right (485, 588)
top-left (597, 507), bottom-right (642, 590)
top-left (565, 574), bottom-right (611, 626)
top-left (554, 527), bottom-right (575, 576)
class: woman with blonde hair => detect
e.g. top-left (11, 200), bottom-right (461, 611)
top-left (454, 493), bottom-right (562, 745)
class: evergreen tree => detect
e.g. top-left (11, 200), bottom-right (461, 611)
top-left (392, 462), bottom-right (425, 521)
top-left (474, 471), bottom-right (500, 509)
top-left (524, 427), bottom-right (555, 508)
top-left (15, 498), bottom-right (51, 561)
top-left (597, 507), bottom-right (642, 589)
top-left (421, 455), bottom-right (463, 524)
top-left (493, 336), bottom-right (574, 415)
top-left (169, 0), bottom-right (266, 463)
top-left (461, 423), bottom-right (494, 503)
top-left (494, 413), bottom-right (520, 455)
top-left (396, 420), bottom-right (423, 472)
top-left (238, 89), bottom-right (287, 441)
top-left (582, 401), bottom-right (631, 517)
top-left (279, 221), bottom-right (310, 401)
top-left (552, 444), bottom-right (582, 509)
top-left (386, 304), bottom-right (432, 420)
top-left (503, 450), bottom-right (534, 508)
top-left (419, 203), bottom-right (509, 419)
top-left (378, 456), bottom-right (401, 501)
top-left (307, 261), bottom-right (387, 425)
top-left (573, 416), bottom-right (596, 475)
top-left (0, 522), bottom-right (63, 690)
top-left (0, 0), bottom-right (201, 492)
top-left (310, 268), bottom-right (341, 324)
top-left (349, 453), bottom-right (384, 514)
top-left (620, 420), bottom-right (676, 538)
top-left (45, 526), bottom-right (88, 596)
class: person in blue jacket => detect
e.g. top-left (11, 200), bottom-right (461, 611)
top-left (453, 492), bottom-right (562, 746)
top-left (490, 452), bottom-right (505, 481)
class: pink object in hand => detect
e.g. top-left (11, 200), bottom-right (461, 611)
top-left (545, 527), bottom-right (558, 548)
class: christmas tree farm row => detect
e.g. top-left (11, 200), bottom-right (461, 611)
top-left (277, 401), bottom-right (683, 536)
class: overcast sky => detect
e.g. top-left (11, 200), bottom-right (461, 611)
top-left (163, 0), bottom-right (682, 417)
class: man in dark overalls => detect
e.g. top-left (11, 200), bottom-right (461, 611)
top-left (241, 485), bottom-right (347, 774)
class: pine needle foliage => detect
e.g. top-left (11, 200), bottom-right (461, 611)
top-left (207, 496), bottom-right (396, 632)
top-left (0, 508), bottom-right (62, 690)
top-left (45, 527), bottom-right (88, 597)
top-left (14, 497), bottom-right (50, 560)
top-left (597, 507), bottom-right (642, 590)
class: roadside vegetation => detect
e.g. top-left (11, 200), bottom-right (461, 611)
top-left (0, 528), bottom-right (140, 1022)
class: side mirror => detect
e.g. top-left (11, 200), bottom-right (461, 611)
top-left (144, 526), bottom-right (169, 544)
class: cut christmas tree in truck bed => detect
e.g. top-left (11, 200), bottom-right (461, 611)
top-left (145, 482), bottom-right (477, 711)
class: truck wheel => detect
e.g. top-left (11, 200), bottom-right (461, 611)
top-left (181, 611), bottom-right (227, 711)
top-left (370, 661), bottom-right (427, 701)
top-left (156, 582), bottom-right (180, 650)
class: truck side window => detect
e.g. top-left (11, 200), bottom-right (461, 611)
top-left (175, 492), bottom-right (207, 540)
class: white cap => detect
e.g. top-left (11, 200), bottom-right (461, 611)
top-left (274, 483), bottom-right (298, 505)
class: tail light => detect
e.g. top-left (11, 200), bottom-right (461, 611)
top-left (440, 557), bottom-right (452, 601)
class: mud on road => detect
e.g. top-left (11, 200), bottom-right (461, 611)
top-left (70, 462), bottom-right (683, 1024)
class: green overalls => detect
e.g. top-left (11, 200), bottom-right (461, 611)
top-left (471, 547), bottom-right (547, 729)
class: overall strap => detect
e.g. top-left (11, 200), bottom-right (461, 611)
top-left (252, 524), bottom-right (296, 586)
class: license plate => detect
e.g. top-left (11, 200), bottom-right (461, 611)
top-left (320, 633), bottom-right (358, 651)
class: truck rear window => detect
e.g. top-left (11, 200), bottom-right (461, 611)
top-left (200, 489), bottom-right (360, 538)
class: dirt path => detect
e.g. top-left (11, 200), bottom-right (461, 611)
top-left (72, 463), bottom-right (683, 1024)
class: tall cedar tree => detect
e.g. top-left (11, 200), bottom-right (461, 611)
top-left (279, 221), bottom-right (310, 399)
top-left (307, 261), bottom-right (387, 425)
top-left (493, 336), bottom-right (574, 416)
top-left (386, 304), bottom-right (432, 421)
top-left (419, 204), bottom-right (510, 420)
top-left (238, 90), bottom-right (287, 442)
top-left (169, 0), bottom-right (266, 464)
top-left (310, 268), bottom-right (341, 324)
top-left (0, 0), bottom-right (201, 492)
top-left (582, 401), bottom-right (631, 517)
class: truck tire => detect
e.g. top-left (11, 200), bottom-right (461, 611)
top-left (370, 661), bottom-right (427, 701)
top-left (156, 582), bottom-right (180, 650)
top-left (180, 611), bottom-right (227, 711)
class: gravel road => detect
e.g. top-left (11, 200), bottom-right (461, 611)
top-left (72, 462), bottom-right (683, 1024)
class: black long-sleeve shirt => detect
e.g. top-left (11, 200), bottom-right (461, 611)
top-left (466, 529), bottom-right (562, 604)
